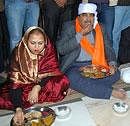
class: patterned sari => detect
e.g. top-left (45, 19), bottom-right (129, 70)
top-left (0, 27), bottom-right (69, 109)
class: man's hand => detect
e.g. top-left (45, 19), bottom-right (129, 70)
top-left (80, 23), bottom-right (93, 36)
top-left (109, 65), bottom-right (117, 75)
top-left (28, 85), bottom-right (41, 104)
top-left (54, 0), bottom-right (67, 7)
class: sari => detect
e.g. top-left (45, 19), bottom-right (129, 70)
top-left (0, 27), bottom-right (69, 109)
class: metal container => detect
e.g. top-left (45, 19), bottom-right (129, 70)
top-left (24, 106), bottom-right (56, 126)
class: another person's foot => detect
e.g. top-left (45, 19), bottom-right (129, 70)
top-left (112, 88), bottom-right (126, 100)
top-left (0, 71), bottom-right (7, 78)
top-left (13, 108), bottom-right (25, 125)
top-left (0, 71), bottom-right (7, 84)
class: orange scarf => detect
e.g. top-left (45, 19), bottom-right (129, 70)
top-left (75, 17), bottom-right (109, 70)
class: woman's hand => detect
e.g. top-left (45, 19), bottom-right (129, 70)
top-left (13, 108), bottom-right (24, 125)
top-left (28, 85), bottom-right (41, 104)
top-left (54, 0), bottom-right (67, 7)
top-left (38, 72), bottom-right (55, 80)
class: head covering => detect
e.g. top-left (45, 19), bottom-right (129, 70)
top-left (78, 3), bottom-right (98, 28)
top-left (23, 26), bottom-right (47, 45)
top-left (78, 3), bottom-right (97, 15)
top-left (10, 26), bottom-right (62, 85)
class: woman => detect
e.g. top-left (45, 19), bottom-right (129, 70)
top-left (0, 26), bottom-right (69, 110)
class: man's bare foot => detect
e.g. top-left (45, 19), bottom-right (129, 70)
top-left (67, 88), bottom-right (78, 95)
top-left (112, 88), bottom-right (126, 100)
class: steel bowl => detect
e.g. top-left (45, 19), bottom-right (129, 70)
top-left (112, 102), bottom-right (129, 114)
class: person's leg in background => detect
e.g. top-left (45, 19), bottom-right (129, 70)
top-left (113, 6), bottom-right (130, 58)
top-left (0, 30), bottom-right (4, 75)
top-left (58, 0), bottom-right (82, 35)
top-left (23, 1), bottom-right (39, 32)
top-left (41, 0), bottom-right (81, 45)
top-left (62, 0), bottom-right (82, 22)
top-left (42, 0), bottom-right (63, 44)
top-left (0, 10), bottom-right (9, 80)
top-left (1, 12), bottom-right (10, 69)
top-left (97, 3), bottom-right (115, 44)
top-left (5, 0), bottom-right (26, 51)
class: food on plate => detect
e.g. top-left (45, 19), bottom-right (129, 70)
top-left (42, 114), bottom-right (55, 126)
top-left (31, 119), bottom-right (43, 126)
top-left (24, 107), bottom-right (56, 126)
top-left (80, 65), bottom-right (110, 79)
top-left (24, 111), bottom-right (42, 121)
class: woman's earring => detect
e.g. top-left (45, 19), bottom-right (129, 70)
top-left (45, 40), bottom-right (47, 45)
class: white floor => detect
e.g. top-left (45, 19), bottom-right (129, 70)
top-left (0, 114), bottom-right (13, 126)
top-left (51, 101), bottom-right (96, 126)
top-left (0, 101), bottom-right (95, 126)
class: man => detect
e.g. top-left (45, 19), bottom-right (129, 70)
top-left (56, 3), bottom-right (126, 99)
